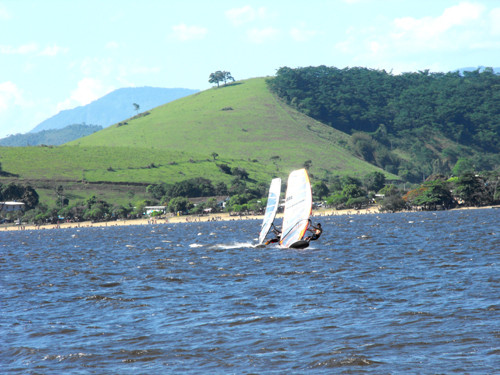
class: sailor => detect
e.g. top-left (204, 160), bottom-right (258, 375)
top-left (265, 224), bottom-right (281, 245)
top-left (305, 222), bottom-right (322, 242)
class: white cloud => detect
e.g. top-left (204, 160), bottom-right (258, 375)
top-left (56, 78), bottom-right (113, 112)
top-left (290, 24), bottom-right (319, 42)
top-left (247, 27), bottom-right (280, 44)
top-left (0, 4), bottom-right (10, 19)
top-left (335, 1), bottom-right (499, 69)
top-left (105, 41), bottom-right (120, 49)
top-left (0, 43), bottom-right (68, 56)
top-left (490, 8), bottom-right (500, 35)
top-left (80, 57), bottom-right (114, 76)
top-left (0, 81), bottom-right (23, 112)
top-left (0, 43), bottom-right (38, 55)
top-left (170, 23), bottom-right (208, 41)
top-left (391, 2), bottom-right (485, 50)
top-left (225, 5), bottom-right (268, 26)
top-left (39, 44), bottom-right (69, 56)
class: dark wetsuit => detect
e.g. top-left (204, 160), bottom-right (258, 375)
top-left (265, 227), bottom-right (281, 245)
top-left (306, 224), bottom-right (322, 241)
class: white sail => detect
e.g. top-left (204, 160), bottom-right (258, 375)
top-left (258, 178), bottom-right (281, 245)
top-left (280, 169), bottom-right (312, 248)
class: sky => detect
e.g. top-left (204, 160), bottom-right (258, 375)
top-left (1, 0), bottom-right (499, 138)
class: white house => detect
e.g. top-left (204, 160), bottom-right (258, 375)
top-left (0, 201), bottom-right (25, 212)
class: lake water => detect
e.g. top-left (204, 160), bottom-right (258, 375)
top-left (1, 209), bottom-right (498, 374)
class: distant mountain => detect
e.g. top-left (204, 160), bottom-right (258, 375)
top-left (0, 124), bottom-right (102, 146)
top-left (30, 87), bottom-right (198, 133)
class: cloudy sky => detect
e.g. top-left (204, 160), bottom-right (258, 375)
top-left (1, 0), bottom-right (499, 138)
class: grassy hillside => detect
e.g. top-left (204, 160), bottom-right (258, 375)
top-left (69, 78), bottom-right (393, 176)
top-left (0, 78), bottom-right (395, 207)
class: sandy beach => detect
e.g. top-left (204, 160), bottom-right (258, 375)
top-left (2, 206), bottom-right (384, 232)
top-left (2, 205), bottom-right (497, 232)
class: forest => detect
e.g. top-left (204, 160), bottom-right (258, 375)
top-left (267, 66), bottom-right (500, 181)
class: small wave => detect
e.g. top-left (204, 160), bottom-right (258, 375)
top-left (43, 352), bottom-right (92, 362)
top-left (99, 282), bottom-right (121, 288)
top-left (189, 243), bottom-right (203, 248)
top-left (310, 356), bottom-right (383, 368)
top-left (211, 242), bottom-right (254, 250)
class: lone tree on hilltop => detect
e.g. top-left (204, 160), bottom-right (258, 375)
top-left (133, 103), bottom-right (140, 114)
top-left (209, 71), bottom-right (235, 87)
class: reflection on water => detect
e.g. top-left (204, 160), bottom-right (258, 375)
top-left (1, 209), bottom-right (498, 373)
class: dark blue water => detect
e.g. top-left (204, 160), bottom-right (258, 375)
top-left (1, 209), bottom-right (499, 374)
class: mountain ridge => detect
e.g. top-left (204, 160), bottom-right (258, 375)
top-left (0, 124), bottom-right (102, 146)
top-left (29, 86), bottom-right (199, 133)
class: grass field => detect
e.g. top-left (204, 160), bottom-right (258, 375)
top-left (0, 78), bottom-right (396, 207)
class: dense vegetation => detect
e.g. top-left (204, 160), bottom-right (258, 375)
top-left (0, 124), bottom-right (102, 146)
top-left (3, 167), bottom-right (498, 226)
top-left (1, 73), bottom-right (499, 226)
top-left (267, 66), bottom-right (500, 181)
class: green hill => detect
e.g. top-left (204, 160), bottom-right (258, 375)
top-left (68, 78), bottom-right (384, 176)
top-left (267, 66), bottom-right (500, 181)
top-left (0, 77), bottom-right (394, 207)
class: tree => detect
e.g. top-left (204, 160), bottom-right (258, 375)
top-left (215, 181), bottom-right (228, 195)
top-left (211, 152), bottom-right (219, 161)
top-left (209, 71), bottom-right (224, 87)
top-left (312, 181), bottom-right (329, 200)
top-left (146, 183), bottom-right (168, 200)
top-left (452, 158), bottom-right (474, 176)
top-left (231, 167), bottom-right (249, 180)
top-left (379, 188), bottom-right (408, 212)
top-left (133, 103), bottom-right (140, 113)
top-left (453, 173), bottom-right (488, 206)
top-left (1, 183), bottom-right (23, 201)
top-left (363, 171), bottom-right (386, 192)
top-left (341, 176), bottom-right (362, 188)
top-left (209, 70), bottom-right (234, 87)
top-left (168, 197), bottom-right (193, 214)
top-left (56, 185), bottom-right (65, 207)
top-left (217, 163), bottom-right (232, 174)
top-left (21, 185), bottom-right (39, 209)
top-left (222, 71), bottom-right (234, 85)
top-left (342, 184), bottom-right (366, 200)
top-left (404, 180), bottom-right (454, 210)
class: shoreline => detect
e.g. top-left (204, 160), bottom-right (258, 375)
top-left (1, 205), bottom-right (497, 232)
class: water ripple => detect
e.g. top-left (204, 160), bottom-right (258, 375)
top-left (1, 209), bottom-right (498, 373)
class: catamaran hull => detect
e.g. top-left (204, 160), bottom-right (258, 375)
top-left (288, 240), bottom-right (310, 249)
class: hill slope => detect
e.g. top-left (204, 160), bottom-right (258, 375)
top-left (30, 87), bottom-right (198, 133)
top-left (69, 78), bottom-right (386, 178)
top-left (267, 66), bottom-right (500, 181)
top-left (0, 78), bottom-right (395, 207)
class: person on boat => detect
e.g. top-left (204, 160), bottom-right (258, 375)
top-left (305, 222), bottom-right (322, 242)
top-left (265, 224), bottom-right (281, 245)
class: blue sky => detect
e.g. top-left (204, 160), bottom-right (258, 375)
top-left (1, 0), bottom-right (499, 138)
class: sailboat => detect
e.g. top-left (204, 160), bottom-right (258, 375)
top-left (258, 177), bottom-right (281, 245)
top-left (279, 169), bottom-right (313, 249)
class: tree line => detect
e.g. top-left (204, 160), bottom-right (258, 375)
top-left (267, 66), bottom-right (500, 181)
top-left (2, 167), bottom-right (499, 225)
